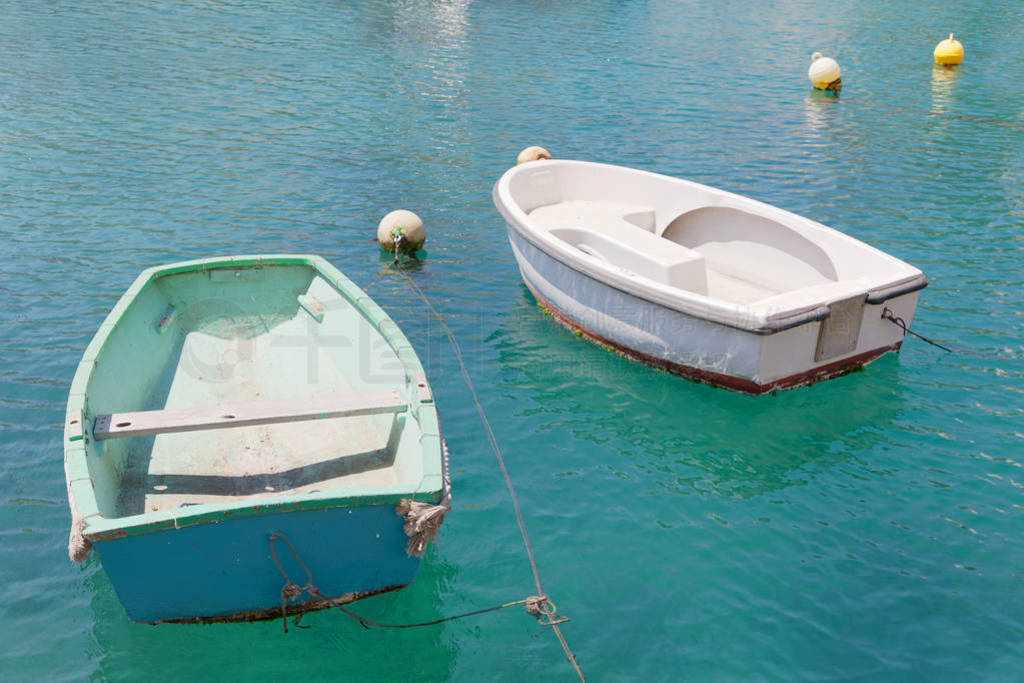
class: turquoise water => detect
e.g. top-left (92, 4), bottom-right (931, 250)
top-left (2, 0), bottom-right (1022, 680)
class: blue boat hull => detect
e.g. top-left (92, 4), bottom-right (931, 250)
top-left (93, 503), bottom-right (420, 623)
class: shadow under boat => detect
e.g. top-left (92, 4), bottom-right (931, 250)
top-left (84, 554), bottom-right (460, 679)
top-left (491, 290), bottom-right (910, 498)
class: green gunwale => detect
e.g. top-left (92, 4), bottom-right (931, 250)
top-left (64, 255), bottom-right (442, 541)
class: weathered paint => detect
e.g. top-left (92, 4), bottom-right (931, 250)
top-left (94, 503), bottom-right (418, 623)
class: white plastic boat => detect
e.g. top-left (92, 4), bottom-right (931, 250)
top-left (493, 160), bottom-right (926, 394)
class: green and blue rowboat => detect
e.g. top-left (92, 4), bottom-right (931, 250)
top-left (63, 255), bottom-right (449, 623)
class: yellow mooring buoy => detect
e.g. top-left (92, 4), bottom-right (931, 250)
top-left (808, 52), bottom-right (842, 92)
top-left (934, 33), bottom-right (964, 66)
top-left (516, 146), bottom-right (551, 165)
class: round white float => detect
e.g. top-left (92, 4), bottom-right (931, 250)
top-left (516, 146), bottom-right (551, 165)
top-left (808, 52), bottom-right (842, 91)
top-left (377, 210), bottom-right (425, 253)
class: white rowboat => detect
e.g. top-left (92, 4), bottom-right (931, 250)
top-left (493, 160), bottom-right (926, 394)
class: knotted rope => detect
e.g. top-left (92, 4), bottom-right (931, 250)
top-left (395, 499), bottom-right (447, 556)
top-left (525, 594), bottom-right (570, 626)
top-left (268, 533), bottom-right (564, 634)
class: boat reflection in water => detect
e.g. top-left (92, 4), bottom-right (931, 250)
top-left (493, 292), bottom-right (909, 499)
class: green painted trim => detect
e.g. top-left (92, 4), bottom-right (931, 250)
top-left (64, 255), bottom-right (443, 542)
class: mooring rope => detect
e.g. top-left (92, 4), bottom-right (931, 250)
top-left (391, 260), bottom-right (585, 681)
top-left (361, 268), bottom-right (388, 294)
top-left (396, 267), bottom-right (545, 596)
top-left (268, 532), bottom-right (548, 633)
top-left (274, 255), bottom-right (585, 680)
top-left (882, 308), bottom-right (1024, 366)
top-left (881, 307), bottom-right (957, 352)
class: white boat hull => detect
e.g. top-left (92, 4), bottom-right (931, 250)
top-left (495, 160), bottom-right (925, 394)
top-left (509, 229), bottom-right (916, 393)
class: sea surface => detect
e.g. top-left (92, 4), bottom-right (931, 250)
top-left (2, 1), bottom-right (1022, 680)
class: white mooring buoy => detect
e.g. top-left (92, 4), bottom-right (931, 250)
top-left (516, 145), bottom-right (551, 165)
top-left (808, 52), bottom-right (842, 92)
top-left (377, 209), bottom-right (425, 254)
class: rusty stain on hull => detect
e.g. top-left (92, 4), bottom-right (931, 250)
top-left (530, 288), bottom-right (900, 395)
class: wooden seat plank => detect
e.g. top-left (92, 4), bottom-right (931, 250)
top-left (93, 390), bottom-right (406, 440)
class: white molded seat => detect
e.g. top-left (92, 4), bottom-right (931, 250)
top-left (531, 201), bottom-right (708, 294)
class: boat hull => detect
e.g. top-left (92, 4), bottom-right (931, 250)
top-left (508, 229), bottom-right (916, 394)
top-left (93, 502), bottom-right (419, 623)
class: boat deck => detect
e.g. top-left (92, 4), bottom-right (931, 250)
top-left (118, 415), bottom-right (395, 515)
top-left (114, 310), bottom-right (399, 516)
top-left (703, 269), bottom-right (778, 304)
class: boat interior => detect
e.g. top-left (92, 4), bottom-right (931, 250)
top-left (82, 263), bottom-right (425, 519)
top-left (510, 162), bottom-right (907, 310)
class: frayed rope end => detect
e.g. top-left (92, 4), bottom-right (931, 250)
top-left (69, 518), bottom-right (92, 563)
top-left (396, 499), bottom-right (450, 557)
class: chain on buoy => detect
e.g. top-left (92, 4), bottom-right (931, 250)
top-left (377, 209), bottom-right (425, 254)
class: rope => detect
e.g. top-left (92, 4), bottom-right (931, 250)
top-left (359, 230), bottom-right (404, 293)
top-left (361, 267), bottom-right (388, 293)
top-left (270, 256), bottom-right (586, 679)
top-left (882, 308), bottom-right (1024, 366)
top-left (881, 307), bottom-right (956, 352)
top-left (398, 270), bottom-right (543, 594)
top-left (391, 260), bottom-right (585, 681)
top-left (267, 533), bottom-right (558, 631)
